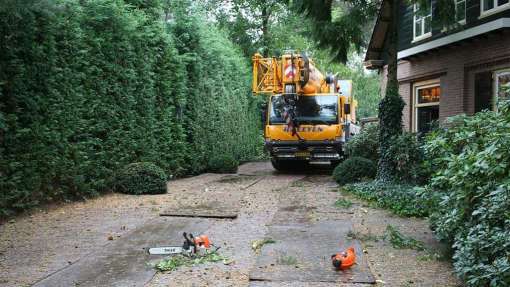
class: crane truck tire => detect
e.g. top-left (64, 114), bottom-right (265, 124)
top-left (271, 158), bottom-right (290, 171)
top-left (271, 159), bottom-right (308, 172)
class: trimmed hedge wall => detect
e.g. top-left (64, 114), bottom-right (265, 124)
top-left (0, 0), bottom-right (262, 217)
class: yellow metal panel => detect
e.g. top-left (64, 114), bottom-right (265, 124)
top-left (266, 124), bottom-right (341, 141)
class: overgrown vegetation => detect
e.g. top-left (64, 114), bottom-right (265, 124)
top-left (343, 100), bottom-right (510, 286)
top-left (342, 182), bottom-right (433, 217)
top-left (0, 0), bottom-right (262, 217)
top-left (423, 101), bottom-right (510, 286)
top-left (333, 156), bottom-right (377, 185)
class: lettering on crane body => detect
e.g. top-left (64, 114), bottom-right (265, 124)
top-left (283, 126), bottom-right (324, 132)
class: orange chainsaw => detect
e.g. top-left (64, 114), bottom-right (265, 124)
top-left (148, 232), bottom-right (214, 256)
top-left (331, 246), bottom-right (356, 270)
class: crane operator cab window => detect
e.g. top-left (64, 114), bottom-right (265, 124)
top-left (269, 95), bottom-right (338, 125)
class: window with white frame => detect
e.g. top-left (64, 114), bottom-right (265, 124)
top-left (493, 69), bottom-right (510, 111)
top-left (481, 0), bottom-right (510, 15)
top-left (413, 81), bottom-right (440, 134)
top-left (455, 0), bottom-right (466, 22)
top-left (414, 2), bottom-right (432, 40)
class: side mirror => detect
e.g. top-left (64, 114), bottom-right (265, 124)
top-left (260, 103), bottom-right (268, 125)
top-left (344, 103), bottom-right (351, 115)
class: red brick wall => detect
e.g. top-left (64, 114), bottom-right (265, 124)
top-left (380, 31), bottom-right (510, 131)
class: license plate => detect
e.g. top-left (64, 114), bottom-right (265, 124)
top-left (295, 151), bottom-right (310, 158)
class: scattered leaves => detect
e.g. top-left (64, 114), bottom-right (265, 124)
top-left (251, 238), bottom-right (276, 254)
top-left (334, 198), bottom-right (353, 208)
top-left (156, 251), bottom-right (229, 272)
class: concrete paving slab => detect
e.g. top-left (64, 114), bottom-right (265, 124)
top-left (159, 206), bottom-right (238, 219)
top-left (33, 217), bottom-right (210, 287)
top-left (249, 221), bottom-right (375, 285)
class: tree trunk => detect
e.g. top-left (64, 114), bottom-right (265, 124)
top-left (261, 5), bottom-right (270, 57)
top-left (386, 0), bottom-right (399, 94)
top-left (377, 0), bottom-right (405, 182)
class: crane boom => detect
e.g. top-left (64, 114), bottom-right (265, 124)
top-left (252, 52), bottom-right (332, 95)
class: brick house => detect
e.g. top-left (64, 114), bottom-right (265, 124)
top-left (364, 0), bottom-right (510, 133)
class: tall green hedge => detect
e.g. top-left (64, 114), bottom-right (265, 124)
top-left (0, 0), bottom-right (262, 217)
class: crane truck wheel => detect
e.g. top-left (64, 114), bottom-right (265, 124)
top-left (271, 158), bottom-right (293, 171)
top-left (271, 159), bottom-right (308, 172)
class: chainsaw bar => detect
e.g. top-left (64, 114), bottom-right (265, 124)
top-left (148, 246), bottom-right (191, 255)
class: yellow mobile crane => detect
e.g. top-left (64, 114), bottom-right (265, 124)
top-left (252, 52), bottom-right (359, 170)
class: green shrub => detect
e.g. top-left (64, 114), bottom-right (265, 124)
top-left (333, 156), bottom-right (376, 185)
top-left (113, 162), bottom-right (168, 195)
top-left (424, 100), bottom-right (510, 286)
top-left (342, 181), bottom-right (435, 217)
top-left (386, 132), bottom-right (427, 183)
top-left (207, 154), bottom-right (239, 174)
top-left (346, 123), bottom-right (379, 162)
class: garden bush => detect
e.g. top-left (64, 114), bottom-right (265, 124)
top-left (342, 181), bottom-right (435, 217)
top-left (345, 123), bottom-right (379, 162)
top-left (113, 162), bottom-right (167, 195)
top-left (333, 156), bottom-right (376, 185)
top-left (207, 154), bottom-right (239, 174)
top-left (346, 123), bottom-right (424, 184)
top-left (0, 0), bottom-right (262, 218)
top-left (423, 99), bottom-right (510, 286)
top-left (386, 132), bottom-right (427, 184)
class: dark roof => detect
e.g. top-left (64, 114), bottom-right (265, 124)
top-left (364, 0), bottom-right (391, 70)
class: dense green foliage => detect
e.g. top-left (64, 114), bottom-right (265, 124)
top-left (291, 0), bottom-right (455, 179)
top-left (386, 132), bottom-right (426, 183)
top-left (333, 157), bottom-right (376, 185)
top-left (346, 124), bottom-right (424, 183)
top-left (168, 1), bottom-right (263, 173)
top-left (377, 89), bottom-right (405, 181)
top-left (113, 162), bottom-right (167, 195)
top-left (208, 0), bottom-right (381, 118)
top-left (423, 102), bottom-right (510, 286)
top-left (346, 101), bottom-right (510, 285)
top-left (207, 154), bottom-right (239, 174)
top-left (315, 57), bottom-right (380, 119)
top-left (0, 0), bottom-right (262, 217)
top-left (345, 123), bottom-right (379, 162)
top-left (290, 0), bottom-right (377, 63)
top-left (342, 181), bottom-right (433, 217)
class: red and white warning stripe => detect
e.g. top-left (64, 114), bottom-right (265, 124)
top-left (284, 64), bottom-right (295, 78)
